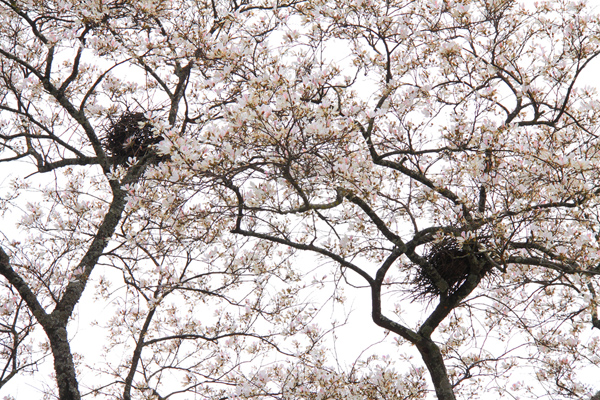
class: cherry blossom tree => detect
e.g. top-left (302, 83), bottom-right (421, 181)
top-left (150, 0), bottom-right (600, 399)
top-left (3, 0), bottom-right (600, 399)
top-left (0, 1), bottom-right (400, 400)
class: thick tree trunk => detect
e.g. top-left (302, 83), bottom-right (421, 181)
top-left (46, 326), bottom-right (81, 400)
top-left (417, 338), bottom-right (456, 400)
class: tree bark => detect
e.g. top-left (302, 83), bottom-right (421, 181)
top-left (416, 338), bottom-right (456, 400)
top-left (45, 326), bottom-right (80, 400)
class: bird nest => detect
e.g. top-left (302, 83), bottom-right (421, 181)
top-left (104, 111), bottom-right (163, 165)
top-left (412, 238), bottom-right (490, 298)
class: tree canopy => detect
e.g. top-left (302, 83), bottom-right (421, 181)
top-left (1, 0), bottom-right (600, 399)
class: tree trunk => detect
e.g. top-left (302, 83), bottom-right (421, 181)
top-left (416, 338), bottom-right (456, 400)
top-left (45, 326), bottom-right (80, 400)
